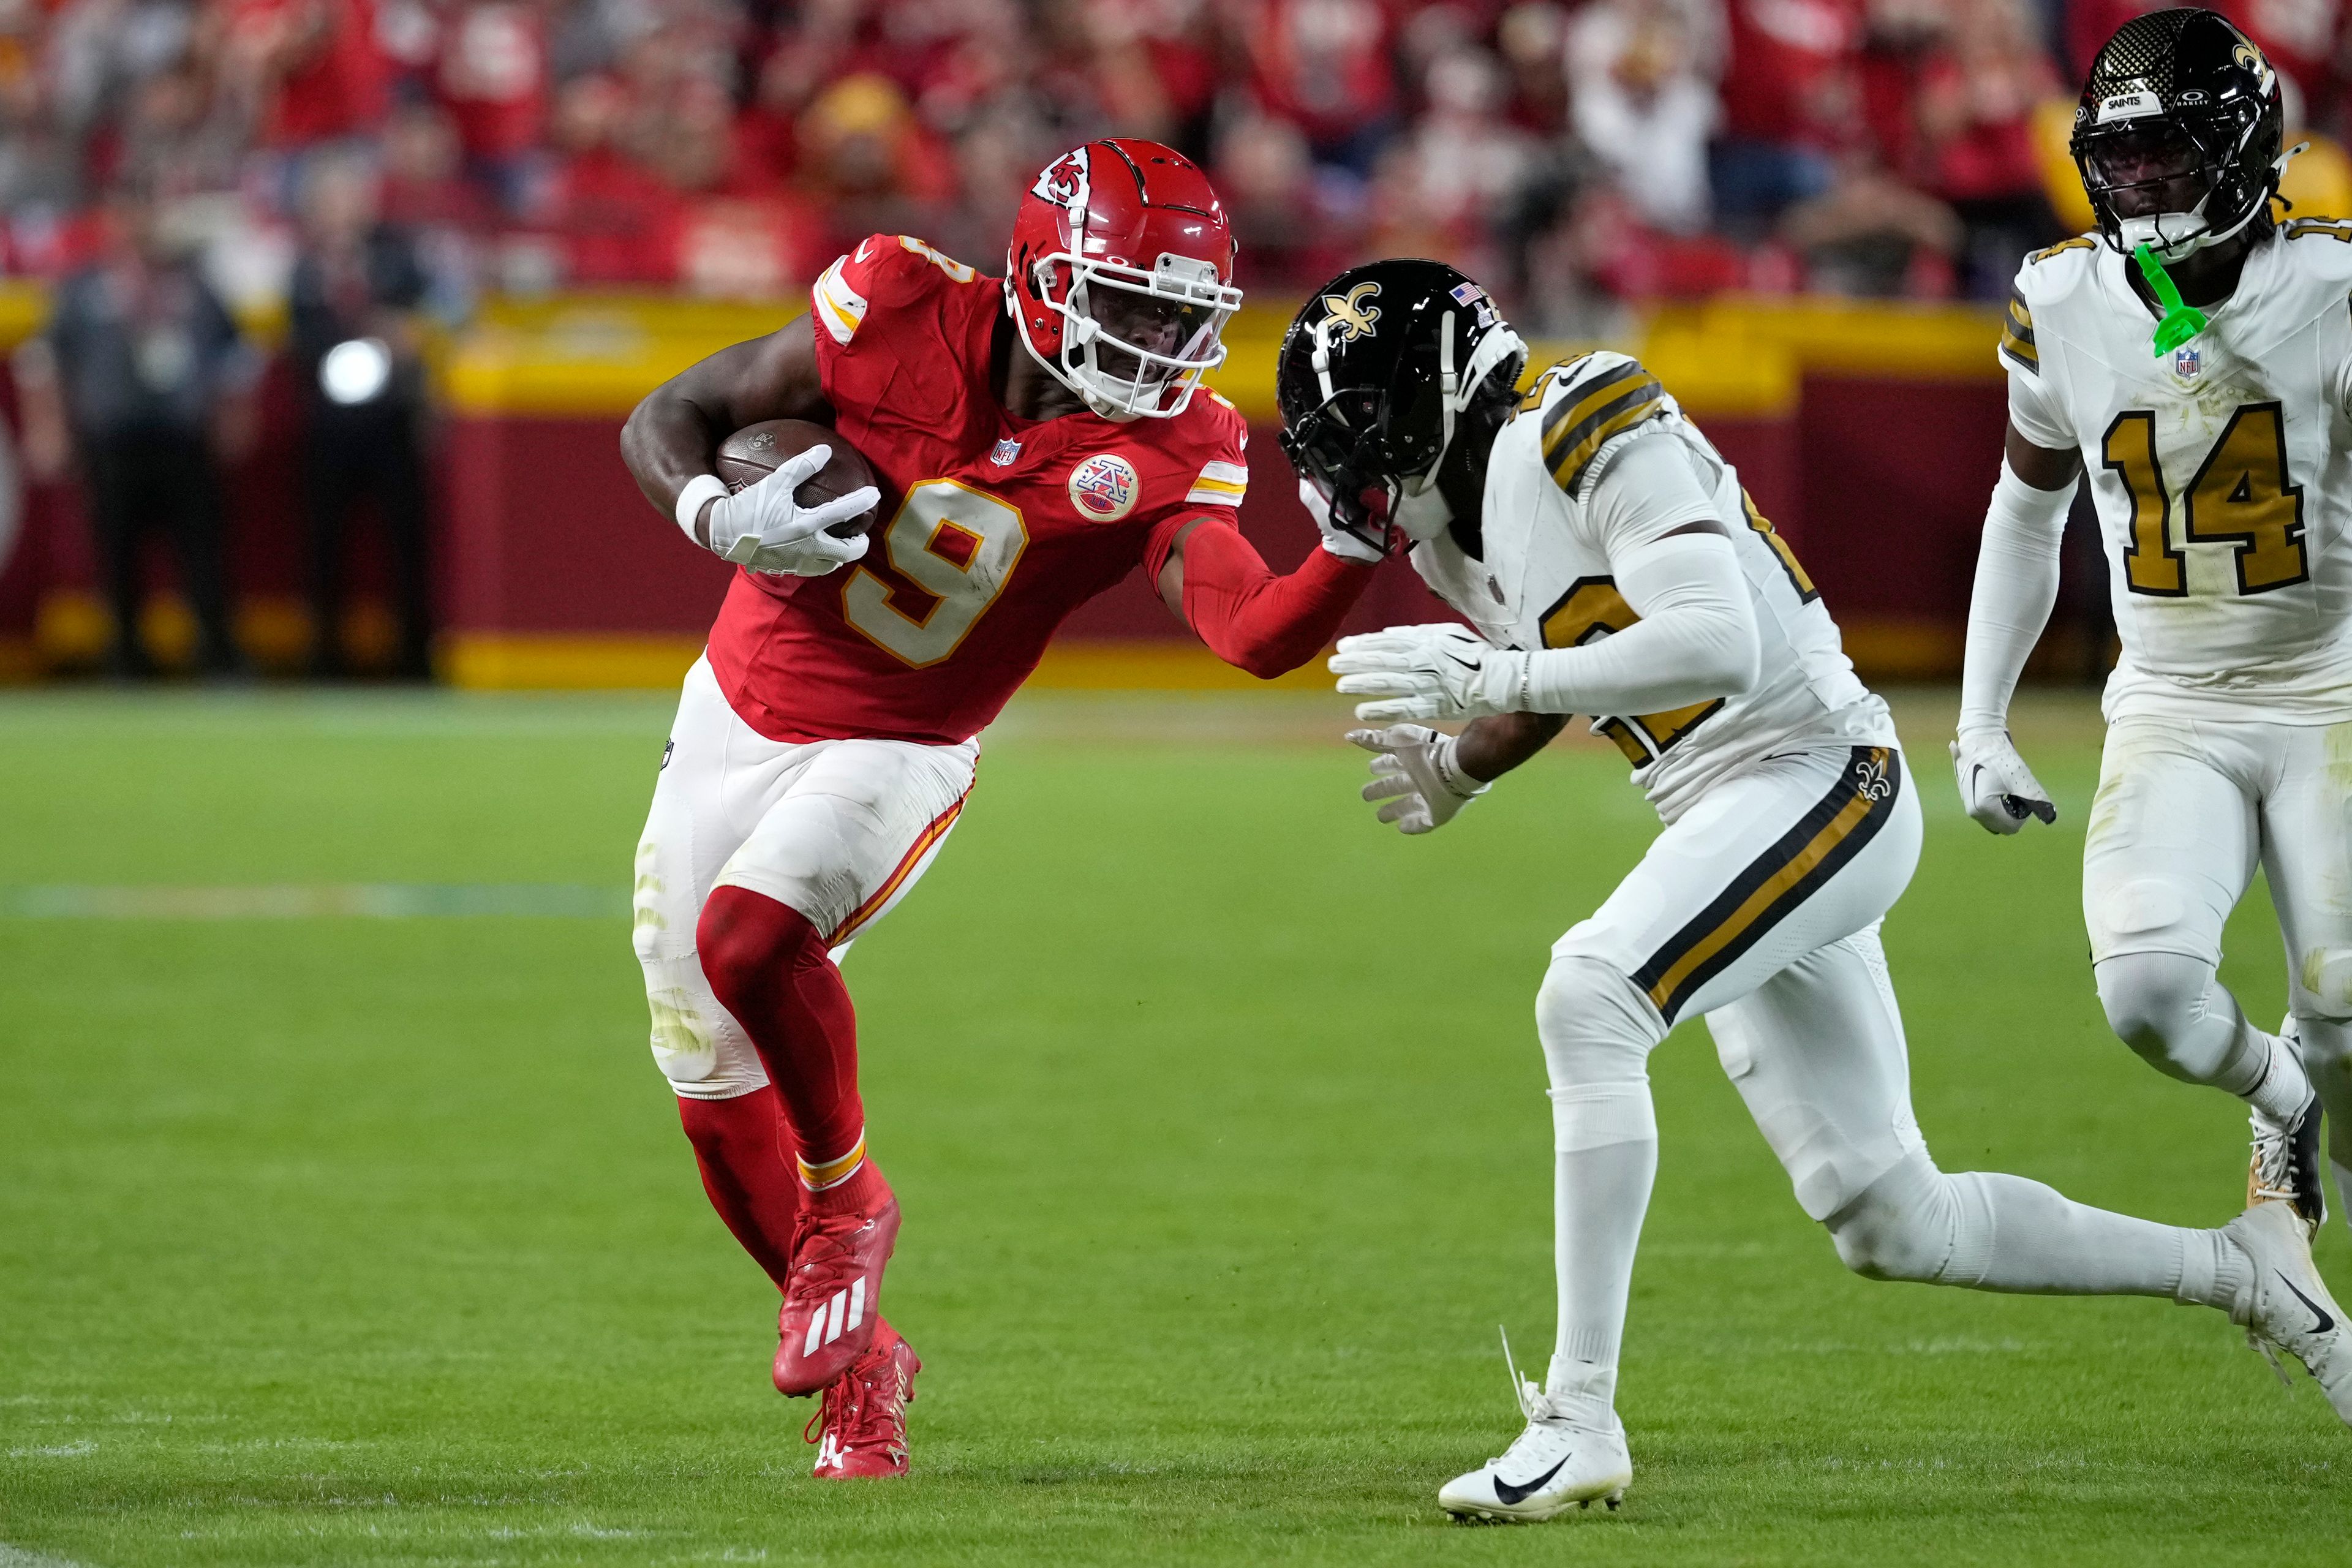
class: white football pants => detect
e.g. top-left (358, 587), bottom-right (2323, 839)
top-left (2084, 715), bottom-right (2351, 1201)
top-left (631, 655), bottom-right (977, 1100)
top-left (1533, 743), bottom-right (2244, 1411)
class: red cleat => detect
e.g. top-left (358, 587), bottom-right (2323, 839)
top-left (805, 1322), bottom-right (920, 1479)
top-left (772, 1179), bottom-right (900, 1395)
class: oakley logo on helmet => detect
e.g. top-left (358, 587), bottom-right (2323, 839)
top-left (1321, 282), bottom-right (1383, 343)
top-left (1068, 453), bottom-right (1139, 521)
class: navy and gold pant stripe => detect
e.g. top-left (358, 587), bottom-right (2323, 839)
top-left (1632, 747), bottom-right (1903, 1025)
top-left (1543, 361), bottom-right (1666, 495)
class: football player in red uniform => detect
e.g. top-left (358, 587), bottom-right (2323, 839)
top-left (618, 140), bottom-right (1381, 1477)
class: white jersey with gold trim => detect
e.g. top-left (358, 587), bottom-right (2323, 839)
top-left (2003, 224), bottom-right (2352, 723)
top-left (1408, 352), bottom-right (1893, 820)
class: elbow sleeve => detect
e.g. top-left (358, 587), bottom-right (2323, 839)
top-left (1959, 460), bottom-right (2071, 733)
top-left (1520, 531), bottom-right (1757, 715)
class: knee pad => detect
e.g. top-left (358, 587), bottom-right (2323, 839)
top-left (640, 954), bottom-right (768, 1098)
top-left (1825, 1153), bottom-right (1976, 1285)
top-left (2095, 951), bottom-right (2222, 1076)
top-left (639, 881), bottom-right (803, 1101)
top-left (1536, 955), bottom-right (1664, 1091)
top-left (2297, 948), bottom-right (2352, 1020)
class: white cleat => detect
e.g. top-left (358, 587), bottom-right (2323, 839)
top-left (1438, 1333), bottom-right (1630, 1523)
top-left (2248, 1015), bottom-right (2325, 1237)
top-left (2225, 1200), bottom-right (2352, 1428)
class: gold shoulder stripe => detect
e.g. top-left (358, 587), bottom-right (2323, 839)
top-left (1518, 353), bottom-right (1594, 413)
top-left (1542, 364), bottom-right (1665, 496)
top-left (1999, 284), bottom-right (2038, 373)
top-left (1538, 361), bottom-right (1640, 444)
top-left (2286, 218), bottom-right (2352, 243)
top-left (2027, 236), bottom-right (2097, 265)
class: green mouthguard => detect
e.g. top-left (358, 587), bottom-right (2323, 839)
top-left (2133, 242), bottom-right (2209, 355)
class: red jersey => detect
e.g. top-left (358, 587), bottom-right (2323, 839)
top-left (704, 233), bottom-right (1251, 746)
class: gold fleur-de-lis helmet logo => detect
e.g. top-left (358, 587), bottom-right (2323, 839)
top-left (2233, 38), bottom-right (2274, 89)
top-left (1321, 282), bottom-right (1382, 343)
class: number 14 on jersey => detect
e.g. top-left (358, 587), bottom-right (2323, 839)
top-left (2100, 401), bottom-right (2310, 597)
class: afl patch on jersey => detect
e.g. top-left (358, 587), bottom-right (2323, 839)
top-left (1068, 453), bottom-right (1140, 521)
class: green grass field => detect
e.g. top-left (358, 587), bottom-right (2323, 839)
top-left (1, 685), bottom-right (2345, 1567)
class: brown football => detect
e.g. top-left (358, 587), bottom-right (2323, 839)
top-left (714, 419), bottom-right (880, 538)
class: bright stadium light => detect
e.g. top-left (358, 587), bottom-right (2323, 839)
top-left (320, 337), bottom-right (393, 405)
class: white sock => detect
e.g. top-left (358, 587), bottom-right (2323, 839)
top-left (1544, 1081), bottom-right (1657, 1409)
top-left (1836, 1156), bottom-right (2250, 1310)
top-left (2225, 1023), bottom-right (2313, 1123)
top-left (2097, 955), bottom-right (2310, 1118)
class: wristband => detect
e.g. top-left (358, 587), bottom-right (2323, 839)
top-left (674, 474), bottom-right (730, 545)
top-left (1431, 736), bottom-right (1485, 800)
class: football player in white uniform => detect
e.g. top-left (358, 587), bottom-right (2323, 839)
top-left (1273, 259), bottom-right (2352, 1525)
top-left (1957, 10), bottom-right (2339, 1241)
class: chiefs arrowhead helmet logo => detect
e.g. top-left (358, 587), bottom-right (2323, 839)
top-left (1033, 148), bottom-right (1090, 210)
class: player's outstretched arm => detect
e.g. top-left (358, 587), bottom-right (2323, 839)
top-left (1151, 491), bottom-right (1378, 680)
top-left (1951, 423), bottom-right (2077, 835)
top-left (619, 314), bottom-right (832, 546)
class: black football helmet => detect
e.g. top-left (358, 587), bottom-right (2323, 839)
top-left (2070, 8), bottom-right (2286, 259)
top-left (1275, 259), bottom-right (1528, 546)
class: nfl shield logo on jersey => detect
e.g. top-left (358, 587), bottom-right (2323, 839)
top-left (989, 437), bottom-right (1022, 467)
top-left (1068, 453), bottom-right (1140, 521)
top-left (2174, 343), bottom-right (2202, 380)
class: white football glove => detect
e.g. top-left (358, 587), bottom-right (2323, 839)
top-left (1329, 623), bottom-right (1526, 723)
top-left (1950, 726), bottom-right (2057, 834)
top-left (1349, 725), bottom-right (1487, 834)
top-left (705, 443), bottom-right (879, 577)
top-left (1298, 475), bottom-right (1387, 565)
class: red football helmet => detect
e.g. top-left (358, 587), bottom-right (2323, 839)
top-left (1006, 139), bottom-right (1242, 420)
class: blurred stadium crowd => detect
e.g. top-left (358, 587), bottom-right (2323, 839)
top-left (2, 0), bottom-right (2342, 679)
top-left (6, 0), bottom-right (2350, 336)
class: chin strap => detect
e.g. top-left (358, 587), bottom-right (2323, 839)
top-left (1435, 309), bottom-right (1460, 461)
top-left (1411, 312), bottom-right (1530, 495)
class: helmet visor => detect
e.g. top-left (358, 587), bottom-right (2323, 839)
top-left (2081, 122), bottom-right (2210, 220)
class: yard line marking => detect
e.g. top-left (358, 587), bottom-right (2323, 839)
top-left (0, 884), bottom-right (629, 919)
top-left (1, 1543), bottom-right (94, 1568)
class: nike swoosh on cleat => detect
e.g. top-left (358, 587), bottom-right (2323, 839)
top-left (1493, 1457), bottom-right (1569, 1506)
top-left (2280, 1271), bottom-right (2337, 1335)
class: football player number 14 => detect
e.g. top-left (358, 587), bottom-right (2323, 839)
top-left (842, 480), bottom-right (1029, 667)
top-left (2101, 402), bottom-right (2310, 596)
